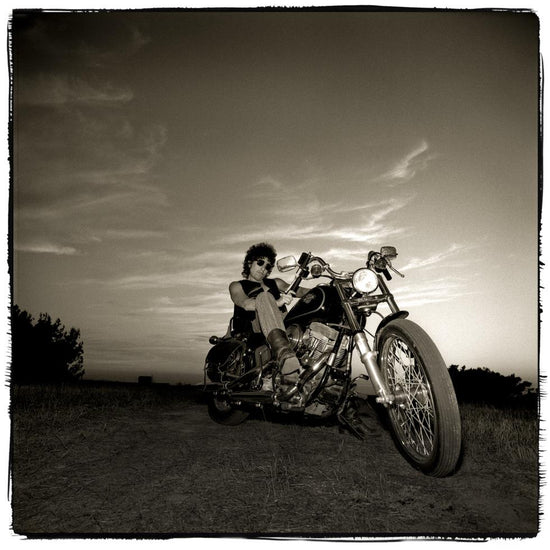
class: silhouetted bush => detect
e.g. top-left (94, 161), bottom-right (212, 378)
top-left (448, 364), bottom-right (537, 409)
top-left (11, 305), bottom-right (85, 384)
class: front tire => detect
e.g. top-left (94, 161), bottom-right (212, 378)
top-left (377, 319), bottom-right (461, 477)
top-left (208, 394), bottom-right (250, 426)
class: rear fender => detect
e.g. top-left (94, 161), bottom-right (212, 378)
top-left (205, 338), bottom-right (246, 366)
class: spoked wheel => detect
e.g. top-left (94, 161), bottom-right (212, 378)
top-left (208, 393), bottom-right (250, 426)
top-left (378, 318), bottom-right (462, 477)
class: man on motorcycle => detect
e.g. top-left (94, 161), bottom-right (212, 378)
top-left (229, 242), bottom-right (308, 385)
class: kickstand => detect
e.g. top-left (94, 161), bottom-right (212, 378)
top-left (338, 407), bottom-right (369, 440)
top-left (337, 393), bottom-right (378, 441)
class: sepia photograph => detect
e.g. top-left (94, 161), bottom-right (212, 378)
top-left (6, 3), bottom-right (542, 541)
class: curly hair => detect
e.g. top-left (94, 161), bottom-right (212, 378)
top-left (242, 242), bottom-right (277, 278)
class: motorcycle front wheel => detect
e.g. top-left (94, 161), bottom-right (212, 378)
top-left (377, 318), bottom-right (462, 477)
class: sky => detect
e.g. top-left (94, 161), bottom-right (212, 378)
top-left (9, 7), bottom-right (540, 386)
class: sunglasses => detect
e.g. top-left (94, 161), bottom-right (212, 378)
top-left (255, 259), bottom-right (274, 271)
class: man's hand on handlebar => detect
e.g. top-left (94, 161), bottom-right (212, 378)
top-left (276, 293), bottom-right (294, 307)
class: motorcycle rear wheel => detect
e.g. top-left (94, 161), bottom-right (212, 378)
top-left (378, 318), bottom-right (462, 477)
top-left (208, 394), bottom-right (250, 426)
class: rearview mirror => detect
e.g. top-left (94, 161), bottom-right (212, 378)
top-left (380, 246), bottom-right (398, 259)
top-left (277, 255), bottom-right (297, 272)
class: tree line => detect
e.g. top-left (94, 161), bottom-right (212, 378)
top-left (9, 305), bottom-right (538, 410)
top-left (448, 364), bottom-right (537, 409)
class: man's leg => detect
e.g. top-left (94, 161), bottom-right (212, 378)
top-left (255, 291), bottom-right (285, 333)
top-left (255, 292), bottom-right (301, 383)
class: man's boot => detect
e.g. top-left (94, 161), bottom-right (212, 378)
top-left (266, 328), bottom-right (301, 385)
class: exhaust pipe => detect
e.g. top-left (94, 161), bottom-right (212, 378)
top-left (277, 351), bottom-right (330, 401)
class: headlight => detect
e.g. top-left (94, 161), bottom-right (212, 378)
top-left (352, 268), bottom-right (379, 294)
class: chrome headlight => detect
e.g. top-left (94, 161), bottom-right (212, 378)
top-left (352, 268), bottom-right (379, 294)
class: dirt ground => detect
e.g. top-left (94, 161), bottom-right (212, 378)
top-left (10, 386), bottom-right (539, 539)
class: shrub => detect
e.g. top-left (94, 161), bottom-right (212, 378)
top-left (448, 364), bottom-right (537, 409)
top-left (11, 305), bottom-right (84, 384)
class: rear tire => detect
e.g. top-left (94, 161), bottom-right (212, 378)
top-left (377, 318), bottom-right (462, 477)
top-left (207, 394), bottom-right (250, 426)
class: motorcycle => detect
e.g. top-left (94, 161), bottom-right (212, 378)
top-left (203, 247), bottom-right (462, 477)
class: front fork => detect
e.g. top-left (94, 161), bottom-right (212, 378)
top-left (353, 332), bottom-right (393, 405)
top-left (335, 279), bottom-right (396, 406)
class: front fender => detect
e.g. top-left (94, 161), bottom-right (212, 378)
top-left (374, 311), bottom-right (409, 351)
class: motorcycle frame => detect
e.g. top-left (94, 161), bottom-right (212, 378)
top-left (207, 262), bottom-right (405, 408)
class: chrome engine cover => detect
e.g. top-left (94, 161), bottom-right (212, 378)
top-left (298, 321), bottom-right (348, 368)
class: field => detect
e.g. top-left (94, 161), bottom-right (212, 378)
top-left (9, 382), bottom-right (539, 539)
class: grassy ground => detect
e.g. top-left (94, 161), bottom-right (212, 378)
top-left (9, 383), bottom-right (539, 538)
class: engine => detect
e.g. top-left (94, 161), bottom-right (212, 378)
top-left (287, 322), bottom-right (348, 368)
top-left (282, 321), bottom-right (349, 416)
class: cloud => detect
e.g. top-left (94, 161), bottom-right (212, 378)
top-left (75, 25), bottom-right (151, 66)
top-left (17, 15), bottom-right (150, 69)
top-left (69, 248), bottom-right (245, 294)
top-left (99, 229), bottom-right (166, 240)
top-left (219, 223), bottom-right (324, 245)
top-left (16, 98), bottom-right (168, 186)
top-left (378, 140), bottom-right (434, 184)
top-left (15, 242), bottom-right (80, 255)
top-left (15, 103), bottom-right (169, 251)
top-left (18, 74), bottom-right (134, 106)
top-left (394, 277), bottom-right (477, 308)
top-left (221, 195), bottom-right (414, 247)
top-left (399, 243), bottom-right (469, 271)
top-left (91, 266), bottom-right (233, 291)
top-left (330, 200), bottom-right (395, 214)
top-left (243, 172), bottom-right (417, 225)
top-left (321, 225), bottom-right (406, 243)
top-left (15, 180), bottom-right (170, 253)
top-left (383, 244), bottom-right (479, 307)
top-left (246, 176), bottom-right (334, 219)
top-left (251, 176), bottom-right (286, 194)
top-left (140, 292), bottom-right (234, 317)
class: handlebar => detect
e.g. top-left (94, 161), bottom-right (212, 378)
top-left (283, 254), bottom-right (350, 295)
top-left (285, 250), bottom-right (404, 292)
top-left (305, 255), bottom-right (352, 280)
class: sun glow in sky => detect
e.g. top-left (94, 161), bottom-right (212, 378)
top-left (11, 9), bottom-right (539, 385)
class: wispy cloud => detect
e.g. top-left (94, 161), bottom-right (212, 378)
top-left (15, 104), bottom-right (169, 252)
top-left (245, 171), bottom-right (418, 223)
top-left (383, 244), bottom-right (478, 307)
top-left (222, 194), bottom-right (414, 248)
top-left (16, 182), bottom-right (170, 252)
top-left (99, 229), bottom-right (166, 240)
top-left (91, 266), bottom-right (233, 291)
top-left (140, 292), bottom-right (234, 317)
top-left (394, 277), bottom-right (477, 308)
top-left (246, 176), bottom-right (335, 219)
top-left (15, 242), bottom-right (80, 255)
top-left (250, 176), bottom-right (286, 194)
top-left (399, 243), bottom-right (469, 271)
top-left (77, 25), bottom-right (151, 66)
top-left (18, 74), bottom-right (134, 106)
top-left (378, 140), bottom-right (434, 185)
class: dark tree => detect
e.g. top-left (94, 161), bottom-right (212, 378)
top-left (11, 305), bottom-right (85, 384)
top-left (448, 364), bottom-right (537, 409)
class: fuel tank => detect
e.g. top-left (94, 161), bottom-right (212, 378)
top-left (284, 285), bottom-right (344, 327)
